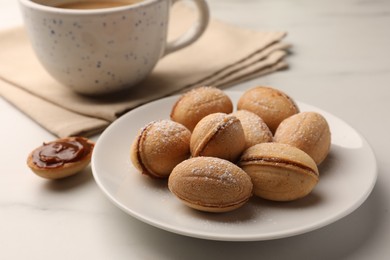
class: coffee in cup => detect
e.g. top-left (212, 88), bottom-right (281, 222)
top-left (55, 0), bottom-right (144, 10)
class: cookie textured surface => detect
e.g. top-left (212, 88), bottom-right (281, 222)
top-left (168, 157), bottom-right (253, 213)
top-left (190, 113), bottom-right (246, 162)
top-left (232, 110), bottom-right (273, 149)
top-left (170, 86), bottom-right (233, 132)
top-left (130, 120), bottom-right (191, 178)
top-left (238, 142), bottom-right (319, 201)
top-left (237, 86), bottom-right (299, 133)
top-left (274, 111), bottom-right (331, 165)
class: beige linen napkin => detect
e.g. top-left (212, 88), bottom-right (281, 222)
top-left (0, 3), bottom-right (290, 137)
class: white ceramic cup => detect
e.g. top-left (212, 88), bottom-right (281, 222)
top-left (18, 0), bottom-right (209, 95)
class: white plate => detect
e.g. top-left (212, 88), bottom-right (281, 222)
top-left (91, 91), bottom-right (377, 241)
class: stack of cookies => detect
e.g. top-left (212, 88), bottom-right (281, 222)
top-left (130, 86), bottom-right (331, 213)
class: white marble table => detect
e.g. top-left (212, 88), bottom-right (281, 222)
top-left (1, 0), bottom-right (389, 259)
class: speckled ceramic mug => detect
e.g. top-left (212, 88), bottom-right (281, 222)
top-left (19, 0), bottom-right (209, 95)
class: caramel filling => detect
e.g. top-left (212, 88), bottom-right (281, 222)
top-left (240, 156), bottom-right (319, 177)
top-left (32, 137), bottom-right (93, 169)
top-left (135, 122), bottom-right (159, 177)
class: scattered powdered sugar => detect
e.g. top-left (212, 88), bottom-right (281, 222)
top-left (191, 167), bottom-right (203, 175)
top-left (153, 120), bottom-right (188, 139)
top-left (275, 112), bottom-right (324, 144)
top-left (140, 120), bottom-right (190, 155)
top-left (235, 112), bottom-right (273, 147)
top-left (219, 169), bottom-right (237, 183)
top-left (189, 158), bottom-right (238, 184)
top-left (206, 113), bottom-right (226, 125)
top-left (208, 114), bottom-right (239, 133)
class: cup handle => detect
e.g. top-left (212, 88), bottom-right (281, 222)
top-left (163, 0), bottom-right (210, 56)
